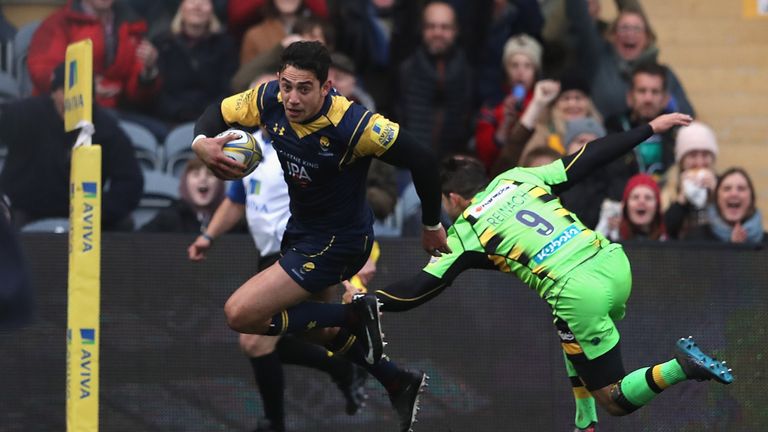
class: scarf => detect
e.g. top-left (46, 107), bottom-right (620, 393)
top-left (706, 205), bottom-right (764, 244)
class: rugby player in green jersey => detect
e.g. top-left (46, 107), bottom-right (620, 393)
top-left (373, 113), bottom-right (734, 431)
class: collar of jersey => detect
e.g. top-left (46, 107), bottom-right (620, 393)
top-left (285, 93), bottom-right (353, 139)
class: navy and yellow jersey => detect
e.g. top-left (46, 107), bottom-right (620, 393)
top-left (219, 80), bottom-right (401, 233)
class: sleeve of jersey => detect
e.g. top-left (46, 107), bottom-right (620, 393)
top-left (349, 112), bottom-right (400, 159)
top-left (376, 231), bottom-right (494, 312)
top-left (553, 124), bottom-right (654, 193)
top-left (219, 81), bottom-right (279, 128)
top-left (226, 179), bottom-right (247, 204)
top-left (374, 235), bottom-right (463, 312)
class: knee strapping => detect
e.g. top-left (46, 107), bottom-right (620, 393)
top-left (610, 380), bottom-right (639, 414)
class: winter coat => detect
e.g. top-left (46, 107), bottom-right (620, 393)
top-left (28, 0), bottom-right (159, 108)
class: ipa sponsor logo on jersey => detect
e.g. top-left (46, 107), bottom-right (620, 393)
top-left (468, 184), bottom-right (518, 218)
top-left (533, 224), bottom-right (582, 264)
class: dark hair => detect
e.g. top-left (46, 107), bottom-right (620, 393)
top-left (280, 41), bottom-right (331, 83)
top-left (630, 62), bottom-right (668, 92)
top-left (440, 155), bottom-right (488, 199)
top-left (715, 167), bottom-right (757, 221)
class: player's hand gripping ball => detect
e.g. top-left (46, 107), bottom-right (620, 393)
top-left (216, 128), bottom-right (263, 177)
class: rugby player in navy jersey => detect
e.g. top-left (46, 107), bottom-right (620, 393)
top-left (192, 41), bottom-right (449, 431)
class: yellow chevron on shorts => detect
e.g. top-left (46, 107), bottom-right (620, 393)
top-left (562, 342), bottom-right (584, 355)
top-left (554, 208), bottom-right (571, 217)
top-left (652, 365), bottom-right (670, 389)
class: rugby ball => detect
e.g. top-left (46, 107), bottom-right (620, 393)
top-left (216, 128), bottom-right (263, 177)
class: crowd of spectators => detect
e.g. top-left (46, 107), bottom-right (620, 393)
top-left (0, 0), bottom-right (763, 245)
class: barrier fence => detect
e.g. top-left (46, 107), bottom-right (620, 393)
top-left (1, 234), bottom-right (766, 431)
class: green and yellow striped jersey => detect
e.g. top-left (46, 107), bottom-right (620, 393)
top-left (424, 160), bottom-right (609, 297)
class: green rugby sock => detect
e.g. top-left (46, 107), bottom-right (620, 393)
top-left (564, 354), bottom-right (597, 429)
top-left (619, 359), bottom-right (687, 407)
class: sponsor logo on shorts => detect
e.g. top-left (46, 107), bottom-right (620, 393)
top-left (301, 262), bottom-right (315, 273)
top-left (533, 224), bottom-right (582, 264)
top-left (557, 329), bottom-right (575, 342)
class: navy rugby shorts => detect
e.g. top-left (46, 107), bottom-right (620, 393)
top-left (279, 230), bottom-right (373, 293)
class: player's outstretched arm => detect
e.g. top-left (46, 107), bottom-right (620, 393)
top-left (375, 242), bottom-right (494, 312)
top-left (377, 129), bottom-right (451, 256)
top-left (375, 272), bottom-right (448, 312)
top-left (192, 103), bottom-right (247, 179)
top-left (554, 113), bottom-right (692, 191)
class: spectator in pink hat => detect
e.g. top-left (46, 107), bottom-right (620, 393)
top-left (663, 121), bottom-right (719, 239)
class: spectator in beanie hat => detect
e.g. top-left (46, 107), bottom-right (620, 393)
top-left (475, 33), bottom-right (544, 171)
top-left (618, 173), bottom-right (667, 241)
top-left (663, 121), bottom-right (720, 239)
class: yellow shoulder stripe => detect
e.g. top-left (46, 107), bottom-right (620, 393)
top-left (290, 95), bottom-right (353, 138)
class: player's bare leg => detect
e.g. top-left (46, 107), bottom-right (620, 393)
top-left (225, 262), bottom-right (311, 333)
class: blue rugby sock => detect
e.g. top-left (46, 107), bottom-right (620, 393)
top-left (328, 329), bottom-right (401, 392)
top-left (265, 301), bottom-right (349, 336)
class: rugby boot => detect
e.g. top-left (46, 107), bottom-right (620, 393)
top-left (350, 293), bottom-right (385, 364)
top-left (675, 336), bottom-right (734, 384)
top-left (388, 369), bottom-right (428, 432)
